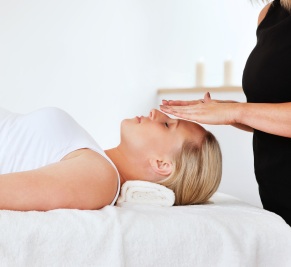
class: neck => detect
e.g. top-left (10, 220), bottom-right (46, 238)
top-left (105, 146), bottom-right (144, 186)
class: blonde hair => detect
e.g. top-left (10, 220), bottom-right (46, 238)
top-left (253, 0), bottom-right (291, 11)
top-left (278, 0), bottom-right (291, 10)
top-left (159, 131), bottom-right (222, 205)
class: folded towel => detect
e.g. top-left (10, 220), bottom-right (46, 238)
top-left (116, 181), bottom-right (175, 207)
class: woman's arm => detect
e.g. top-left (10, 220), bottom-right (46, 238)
top-left (161, 96), bottom-right (254, 132)
top-left (0, 151), bottom-right (118, 211)
top-left (161, 97), bottom-right (291, 138)
top-left (231, 123), bottom-right (253, 132)
top-left (237, 102), bottom-right (291, 137)
top-left (160, 4), bottom-right (275, 134)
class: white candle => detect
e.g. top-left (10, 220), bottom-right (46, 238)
top-left (196, 58), bottom-right (205, 88)
top-left (224, 58), bottom-right (233, 86)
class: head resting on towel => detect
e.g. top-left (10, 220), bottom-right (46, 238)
top-left (107, 109), bottom-right (222, 205)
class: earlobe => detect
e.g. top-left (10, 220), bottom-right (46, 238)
top-left (149, 159), bottom-right (173, 177)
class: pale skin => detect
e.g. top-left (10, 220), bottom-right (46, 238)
top-left (0, 109), bottom-right (205, 211)
top-left (160, 3), bottom-right (291, 138)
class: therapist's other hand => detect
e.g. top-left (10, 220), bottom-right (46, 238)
top-left (160, 92), bottom-right (240, 125)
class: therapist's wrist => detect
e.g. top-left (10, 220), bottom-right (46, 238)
top-left (232, 102), bottom-right (246, 125)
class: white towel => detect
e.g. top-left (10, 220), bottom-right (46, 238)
top-left (116, 180), bottom-right (175, 207)
top-left (1, 193), bottom-right (291, 266)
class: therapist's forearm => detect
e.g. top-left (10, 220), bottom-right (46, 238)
top-left (231, 123), bottom-right (253, 132)
top-left (236, 102), bottom-right (291, 138)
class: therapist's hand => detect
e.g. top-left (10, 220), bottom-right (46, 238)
top-left (160, 92), bottom-right (240, 125)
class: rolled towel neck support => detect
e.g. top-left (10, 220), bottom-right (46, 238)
top-left (116, 180), bottom-right (175, 207)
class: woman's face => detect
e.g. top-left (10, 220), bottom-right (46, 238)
top-left (120, 109), bottom-right (206, 159)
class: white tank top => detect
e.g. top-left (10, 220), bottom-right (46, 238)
top-left (0, 107), bottom-right (120, 206)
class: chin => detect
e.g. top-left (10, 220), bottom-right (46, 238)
top-left (120, 119), bottom-right (134, 141)
top-left (120, 118), bottom-right (131, 131)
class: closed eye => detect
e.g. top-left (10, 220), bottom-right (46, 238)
top-left (164, 122), bottom-right (169, 128)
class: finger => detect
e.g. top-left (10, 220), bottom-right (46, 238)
top-left (204, 92), bottom-right (211, 103)
top-left (160, 106), bottom-right (201, 120)
top-left (162, 100), bottom-right (199, 106)
top-left (159, 105), bottom-right (184, 115)
top-left (160, 105), bottom-right (181, 114)
top-left (163, 109), bottom-right (199, 122)
top-left (160, 104), bottom-right (197, 112)
top-left (160, 105), bottom-right (172, 112)
top-left (159, 105), bottom-right (176, 116)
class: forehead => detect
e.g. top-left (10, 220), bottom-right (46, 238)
top-left (178, 119), bottom-right (206, 144)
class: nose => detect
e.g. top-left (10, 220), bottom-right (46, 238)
top-left (149, 109), bottom-right (169, 121)
top-left (149, 109), bottom-right (163, 120)
top-left (149, 109), bottom-right (156, 120)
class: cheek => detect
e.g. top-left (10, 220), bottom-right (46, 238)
top-left (135, 130), bottom-right (159, 149)
top-left (140, 131), bottom-right (176, 155)
top-left (120, 119), bottom-right (138, 138)
top-left (131, 126), bottom-right (163, 151)
top-left (120, 121), bottom-right (151, 148)
top-left (121, 122), bottom-right (178, 155)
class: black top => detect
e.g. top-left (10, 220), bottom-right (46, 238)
top-left (242, 0), bottom-right (291, 225)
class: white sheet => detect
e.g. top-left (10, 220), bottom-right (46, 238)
top-left (0, 192), bottom-right (290, 267)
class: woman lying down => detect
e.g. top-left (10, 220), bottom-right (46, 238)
top-left (0, 107), bottom-right (222, 211)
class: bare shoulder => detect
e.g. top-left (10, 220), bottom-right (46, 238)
top-left (258, 2), bottom-right (272, 26)
top-left (63, 149), bottom-right (119, 207)
top-left (46, 149), bottom-right (119, 209)
top-left (63, 149), bottom-right (117, 185)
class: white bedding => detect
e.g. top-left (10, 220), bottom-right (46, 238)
top-left (0, 192), bottom-right (290, 267)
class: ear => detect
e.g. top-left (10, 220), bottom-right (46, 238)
top-left (149, 159), bottom-right (173, 177)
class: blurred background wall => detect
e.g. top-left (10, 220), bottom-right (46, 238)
top-left (0, 0), bottom-right (264, 206)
